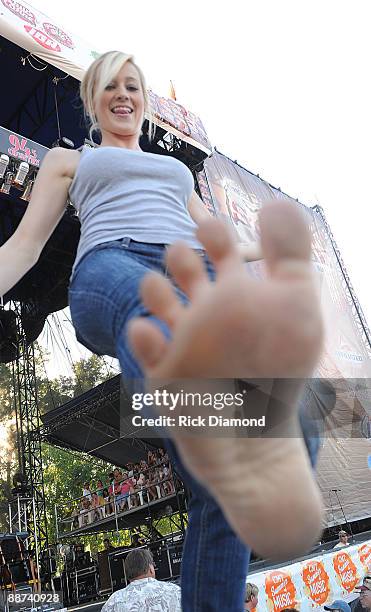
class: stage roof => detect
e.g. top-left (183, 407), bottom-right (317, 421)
top-left (40, 375), bottom-right (163, 467)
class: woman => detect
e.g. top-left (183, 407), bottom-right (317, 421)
top-left (0, 50), bottom-right (323, 610)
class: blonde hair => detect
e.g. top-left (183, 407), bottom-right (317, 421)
top-left (245, 583), bottom-right (259, 602)
top-left (80, 50), bottom-right (155, 143)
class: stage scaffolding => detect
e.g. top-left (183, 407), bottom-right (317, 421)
top-left (12, 303), bottom-right (49, 558)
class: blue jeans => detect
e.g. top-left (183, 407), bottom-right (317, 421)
top-left (69, 237), bottom-right (318, 612)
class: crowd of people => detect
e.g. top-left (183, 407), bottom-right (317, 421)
top-left (68, 449), bottom-right (175, 529)
top-left (101, 569), bottom-right (371, 612)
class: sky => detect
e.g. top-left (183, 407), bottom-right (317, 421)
top-left (28, 0), bottom-right (371, 359)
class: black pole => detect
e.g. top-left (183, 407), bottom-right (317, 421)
top-left (333, 489), bottom-right (354, 542)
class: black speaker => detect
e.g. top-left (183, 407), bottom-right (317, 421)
top-left (168, 543), bottom-right (183, 578)
top-left (0, 534), bottom-right (31, 588)
top-left (108, 552), bottom-right (126, 591)
top-left (150, 544), bottom-right (169, 581)
top-left (97, 551), bottom-right (111, 591)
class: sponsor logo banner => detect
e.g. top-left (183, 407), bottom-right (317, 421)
top-left (249, 540), bottom-right (369, 610)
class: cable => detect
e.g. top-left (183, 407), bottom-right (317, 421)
top-left (53, 82), bottom-right (62, 142)
top-left (21, 54), bottom-right (48, 72)
top-left (34, 340), bottom-right (57, 411)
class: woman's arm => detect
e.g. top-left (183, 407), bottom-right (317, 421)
top-left (188, 190), bottom-right (263, 262)
top-left (0, 147), bottom-right (76, 297)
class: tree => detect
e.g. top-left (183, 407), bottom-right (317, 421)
top-left (0, 351), bottom-right (116, 540)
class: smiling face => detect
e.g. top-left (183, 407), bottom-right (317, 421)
top-left (94, 61), bottom-right (145, 148)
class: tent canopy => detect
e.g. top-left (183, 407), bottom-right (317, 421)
top-left (40, 375), bottom-right (164, 467)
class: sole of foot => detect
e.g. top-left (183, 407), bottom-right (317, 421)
top-left (128, 200), bottom-right (324, 561)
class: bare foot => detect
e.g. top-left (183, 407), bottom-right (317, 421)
top-left (128, 201), bottom-right (324, 560)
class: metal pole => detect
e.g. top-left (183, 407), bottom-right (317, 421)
top-left (8, 501), bottom-right (12, 533)
top-left (32, 497), bottom-right (40, 577)
top-left (54, 504), bottom-right (59, 541)
top-left (17, 496), bottom-right (21, 533)
top-left (114, 495), bottom-right (119, 534)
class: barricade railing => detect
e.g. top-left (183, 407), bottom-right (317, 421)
top-left (55, 462), bottom-right (180, 537)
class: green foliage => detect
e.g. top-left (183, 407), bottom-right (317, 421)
top-left (0, 353), bottom-right (115, 542)
top-left (0, 362), bottom-right (14, 421)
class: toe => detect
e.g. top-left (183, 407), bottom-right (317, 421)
top-left (260, 201), bottom-right (312, 279)
top-left (140, 272), bottom-right (184, 329)
top-left (166, 242), bottom-right (208, 298)
top-left (196, 218), bottom-right (241, 274)
top-left (127, 318), bottom-right (168, 371)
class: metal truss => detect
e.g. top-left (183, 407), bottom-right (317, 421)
top-left (195, 166), bottom-right (218, 216)
top-left (312, 205), bottom-right (371, 357)
top-left (8, 495), bottom-right (41, 575)
top-left (151, 509), bottom-right (188, 538)
top-left (148, 124), bottom-right (207, 171)
top-left (12, 302), bottom-right (49, 559)
top-left (40, 377), bottom-right (121, 436)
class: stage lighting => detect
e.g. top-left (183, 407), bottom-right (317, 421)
top-left (52, 137), bottom-right (74, 149)
top-left (0, 307), bottom-right (18, 363)
top-left (0, 154), bottom-right (9, 178)
top-left (21, 302), bottom-right (47, 344)
top-left (13, 162), bottom-right (29, 188)
top-left (11, 471), bottom-right (29, 497)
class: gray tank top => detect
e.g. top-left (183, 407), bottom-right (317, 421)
top-left (69, 146), bottom-right (203, 275)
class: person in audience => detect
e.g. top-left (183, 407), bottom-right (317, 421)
top-left (147, 450), bottom-right (156, 466)
top-left (96, 480), bottom-right (106, 516)
top-left (126, 462), bottom-right (135, 477)
top-left (161, 463), bottom-right (174, 495)
top-left (137, 471), bottom-right (146, 487)
top-left (146, 470), bottom-right (158, 502)
top-left (91, 491), bottom-right (103, 520)
top-left (133, 471), bottom-right (147, 505)
top-left (79, 497), bottom-right (93, 527)
top-left (113, 474), bottom-right (123, 512)
top-left (82, 482), bottom-right (92, 499)
top-left (70, 506), bottom-right (79, 530)
top-left (103, 487), bottom-right (113, 515)
top-left (119, 473), bottom-right (135, 510)
top-left (333, 530), bottom-right (350, 549)
top-left (103, 538), bottom-right (115, 553)
top-left (244, 583), bottom-right (259, 611)
top-left (324, 600), bottom-right (351, 612)
top-left (351, 576), bottom-right (371, 611)
top-left (101, 548), bottom-right (181, 612)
